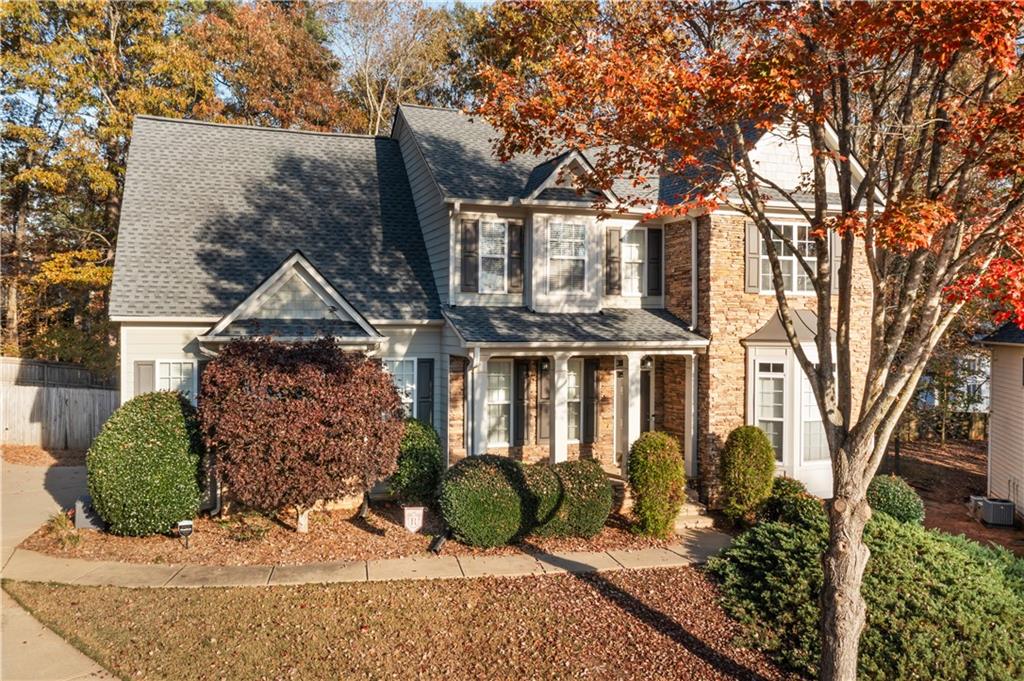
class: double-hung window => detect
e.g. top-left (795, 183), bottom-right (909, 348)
top-left (800, 368), bottom-right (829, 462)
top-left (760, 224), bottom-right (816, 294)
top-left (548, 221), bottom-right (587, 292)
top-left (157, 360), bottom-right (197, 404)
top-left (487, 359), bottom-right (513, 446)
top-left (566, 358), bottom-right (583, 442)
top-left (384, 359), bottom-right (416, 417)
top-left (622, 229), bottom-right (645, 295)
top-left (479, 220), bottom-right (508, 293)
top-left (755, 361), bottom-right (786, 462)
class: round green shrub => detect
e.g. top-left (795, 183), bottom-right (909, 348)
top-left (758, 476), bottom-right (809, 521)
top-left (439, 455), bottom-right (530, 547)
top-left (720, 426), bottom-right (776, 525)
top-left (758, 477), bottom-right (827, 529)
top-left (533, 459), bottom-right (614, 538)
top-left (708, 514), bottom-right (1024, 680)
top-left (87, 392), bottom-right (203, 536)
top-left (867, 474), bottom-right (925, 524)
top-left (627, 431), bottom-right (686, 537)
top-left (390, 419), bottom-right (444, 506)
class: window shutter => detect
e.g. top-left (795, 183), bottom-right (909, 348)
top-left (508, 220), bottom-right (524, 293)
top-left (745, 221), bottom-right (760, 293)
top-left (460, 219), bottom-right (479, 292)
top-left (134, 361), bottom-right (154, 395)
top-left (606, 228), bottom-right (621, 295)
top-left (513, 359), bottom-right (529, 446)
top-left (537, 360), bottom-right (551, 442)
top-left (640, 368), bottom-right (652, 432)
top-left (830, 230), bottom-right (841, 294)
top-left (582, 358), bottom-right (599, 444)
top-left (416, 359), bottom-right (434, 425)
top-left (646, 228), bottom-right (663, 296)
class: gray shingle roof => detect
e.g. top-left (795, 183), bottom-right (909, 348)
top-left (983, 322), bottom-right (1024, 345)
top-left (110, 116), bottom-right (440, 320)
top-left (398, 105), bottom-right (663, 205)
top-left (443, 306), bottom-right (706, 345)
top-left (743, 310), bottom-right (823, 344)
top-left (220, 319), bottom-right (367, 339)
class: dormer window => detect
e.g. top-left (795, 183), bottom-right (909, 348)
top-left (548, 221), bottom-right (587, 292)
top-left (479, 220), bottom-right (508, 293)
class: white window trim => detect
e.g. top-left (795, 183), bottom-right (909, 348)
top-left (156, 359), bottom-right (198, 405)
top-left (546, 219), bottom-right (588, 295)
top-left (621, 227), bottom-right (647, 297)
top-left (759, 223), bottom-right (817, 297)
top-left (487, 358), bottom-right (513, 447)
top-left (383, 357), bottom-right (417, 419)
top-left (478, 219), bottom-right (509, 294)
top-left (567, 358), bottom-right (583, 444)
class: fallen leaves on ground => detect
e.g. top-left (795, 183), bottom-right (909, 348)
top-left (4, 567), bottom-right (791, 680)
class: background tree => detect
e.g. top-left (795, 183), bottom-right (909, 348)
top-left (330, 0), bottom-right (455, 135)
top-left (198, 338), bottom-right (406, 533)
top-left (475, 2), bottom-right (1024, 679)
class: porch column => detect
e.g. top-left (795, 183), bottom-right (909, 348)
top-left (626, 351), bottom-right (644, 458)
top-left (685, 353), bottom-right (699, 478)
top-left (472, 351), bottom-right (489, 456)
top-left (550, 352), bottom-right (570, 463)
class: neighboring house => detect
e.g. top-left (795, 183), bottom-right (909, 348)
top-left (981, 324), bottom-right (1024, 520)
top-left (110, 105), bottom-right (873, 501)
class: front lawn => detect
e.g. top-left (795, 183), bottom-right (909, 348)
top-left (3, 567), bottom-right (790, 680)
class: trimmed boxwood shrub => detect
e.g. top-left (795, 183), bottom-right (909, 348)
top-left (533, 459), bottom-right (614, 538)
top-left (758, 476), bottom-right (808, 521)
top-left (439, 455), bottom-right (530, 547)
top-left (628, 431), bottom-right (686, 537)
top-left (87, 392), bottom-right (203, 536)
top-left (758, 476), bottom-right (827, 529)
top-left (708, 514), bottom-right (1024, 680)
top-left (720, 426), bottom-right (776, 525)
top-left (390, 419), bottom-right (444, 506)
top-left (867, 474), bottom-right (925, 524)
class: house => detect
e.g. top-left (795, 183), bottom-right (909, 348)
top-left (981, 323), bottom-right (1024, 520)
top-left (109, 105), bottom-right (873, 501)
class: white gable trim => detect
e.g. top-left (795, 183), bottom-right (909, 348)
top-left (205, 251), bottom-right (381, 339)
top-left (525, 151), bottom-right (619, 205)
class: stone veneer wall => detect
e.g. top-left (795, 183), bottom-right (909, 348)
top-left (665, 214), bottom-right (873, 503)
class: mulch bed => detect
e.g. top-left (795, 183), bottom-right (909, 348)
top-left (1, 445), bottom-right (86, 467)
top-left (880, 439), bottom-right (1024, 556)
top-left (21, 502), bottom-right (680, 566)
top-left (5, 567), bottom-right (792, 680)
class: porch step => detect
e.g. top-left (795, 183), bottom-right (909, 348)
top-left (675, 488), bottom-right (714, 531)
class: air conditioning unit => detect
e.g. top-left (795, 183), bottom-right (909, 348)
top-left (980, 498), bottom-right (1015, 527)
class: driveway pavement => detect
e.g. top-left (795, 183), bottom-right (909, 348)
top-left (1, 462), bottom-right (112, 680)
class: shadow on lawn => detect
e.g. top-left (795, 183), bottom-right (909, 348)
top-left (518, 541), bottom-right (773, 681)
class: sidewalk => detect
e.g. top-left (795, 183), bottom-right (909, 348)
top-left (2, 462), bottom-right (113, 680)
top-left (1, 527), bottom-right (732, 588)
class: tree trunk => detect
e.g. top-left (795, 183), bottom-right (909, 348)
top-left (820, 485), bottom-right (872, 681)
top-left (296, 507), bottom-right (310, 533)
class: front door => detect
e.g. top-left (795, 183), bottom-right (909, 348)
top-left (615, 367), bottom-right (627, 472)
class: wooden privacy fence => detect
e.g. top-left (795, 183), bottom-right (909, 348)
top-left (1, 357), bottom-right (119, 451)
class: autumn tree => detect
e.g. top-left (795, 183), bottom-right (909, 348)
top-left (476, 2), bottom-right (1024, 679)
top-left (198, 338), bottom-right (406, 533)
top-left (330, 0), bottom-right (456, 134)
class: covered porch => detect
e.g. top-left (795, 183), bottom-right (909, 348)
top-left (442, 307), bottom-right (709, 477)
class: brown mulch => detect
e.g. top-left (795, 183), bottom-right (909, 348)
top-left (21, 502), bottom-right (679, 566)
top-left (5, 567), bottom-right (792, 680)
top-left (880, 439), bottom-right (1024, 556)
top-left (1, 444), bottom-right (86, 467)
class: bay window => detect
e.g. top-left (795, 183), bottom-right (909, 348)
top-left (755, 361), bottom-right (786, 461)
top-left (800, 370), bottom-right (829, 462)
top-left (548, 222), bottom-right (587, 292)
top-left (487, 359), bottom-right (513, 446)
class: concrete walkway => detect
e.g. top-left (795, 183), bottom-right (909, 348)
top-left (1, 527), bottom-right (732, 588)
top-left (2, 462), bottom-right (112, 680)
